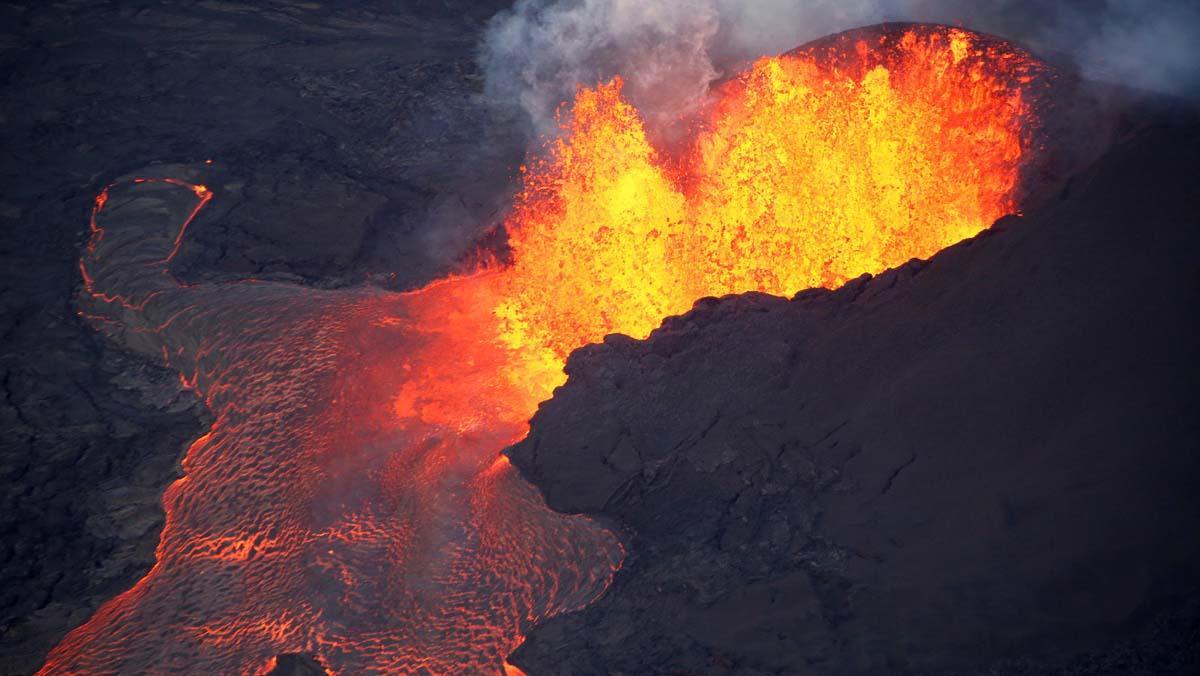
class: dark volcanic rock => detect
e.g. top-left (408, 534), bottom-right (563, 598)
top-left (0, 2), bottom-right (516, 673)
top-left (507, 103), bottom-right (1200, 674)
top-left (268, 653), bottom-right (329, 676)
top-left (0, 337), bottom-right (210, 675)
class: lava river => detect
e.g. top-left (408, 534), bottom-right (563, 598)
top-left (45, 25), bottom-right (1045, 675)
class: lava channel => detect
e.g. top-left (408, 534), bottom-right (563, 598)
top-left (45, 24), bottom-right (1046, 676)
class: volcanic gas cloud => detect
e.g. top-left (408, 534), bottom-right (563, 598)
top-left (46, 24), bottom-right (1043, 675)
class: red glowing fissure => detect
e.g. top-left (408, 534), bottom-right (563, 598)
top-left (80, 179), bottom-right (212, 312)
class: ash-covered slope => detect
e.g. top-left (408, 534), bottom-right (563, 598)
top-left (507, 101), bottom-right (1200, 675)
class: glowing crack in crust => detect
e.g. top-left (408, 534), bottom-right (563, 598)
top-left (46, 25), bottom-right (1042, 675)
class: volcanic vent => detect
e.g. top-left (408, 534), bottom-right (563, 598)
top-left (48, 24), bottom-right (1050, 675)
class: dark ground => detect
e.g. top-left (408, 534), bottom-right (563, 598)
top-left (2, 2), bottom-right (1199, 675)
top-left (0, 2), bottom-right (516, 673)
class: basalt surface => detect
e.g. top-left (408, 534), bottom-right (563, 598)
top-left (0, 2), bottom-right (516, 673)
top-left (507, 100), bottom-right (1200, 675)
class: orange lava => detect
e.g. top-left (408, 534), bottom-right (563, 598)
top-left (497, 26), bottom-right (1038, 385)
top-left (47, 25), bottom-right (1040, 676)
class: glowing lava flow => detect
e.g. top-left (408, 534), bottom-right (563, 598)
top-left (497, 25), bottom-right (1041, 382)
top-left (45, 25), bottom-right (1041, 676)
top-left (56, 181), bottom-right (622, 674)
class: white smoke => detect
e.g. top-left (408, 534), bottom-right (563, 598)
top-left (482, 0), bottom-right (1200, 136)
top-left (482, 0), bottom-right (721, 136)
top-left (1069, 0), bottom-right (1200, 97)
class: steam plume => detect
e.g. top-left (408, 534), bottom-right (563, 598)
top-left (482, 0), bottom-right (1200, 136)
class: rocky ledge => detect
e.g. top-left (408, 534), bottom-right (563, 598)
top-left (507, 99), bottom-right (1200, 675)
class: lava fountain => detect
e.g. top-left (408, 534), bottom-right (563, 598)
top-left (44, 25), bottom-right (1044, 675)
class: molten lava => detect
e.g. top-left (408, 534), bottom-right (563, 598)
top-left (47, 25), bottom-right (1042, 676)
top-left (498, 26), bottom-right (1038, 381)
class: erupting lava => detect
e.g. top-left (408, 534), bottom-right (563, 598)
top-left (47, 25), bottom-right (1042, 675)
top-left (498, 26), bottom-right (1039, 380)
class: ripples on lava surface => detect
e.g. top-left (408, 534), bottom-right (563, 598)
top-left (46, 24), bottom-right (1049, 675)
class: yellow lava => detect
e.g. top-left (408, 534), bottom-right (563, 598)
top-left (496, 26), bottom-right (1037, 394)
